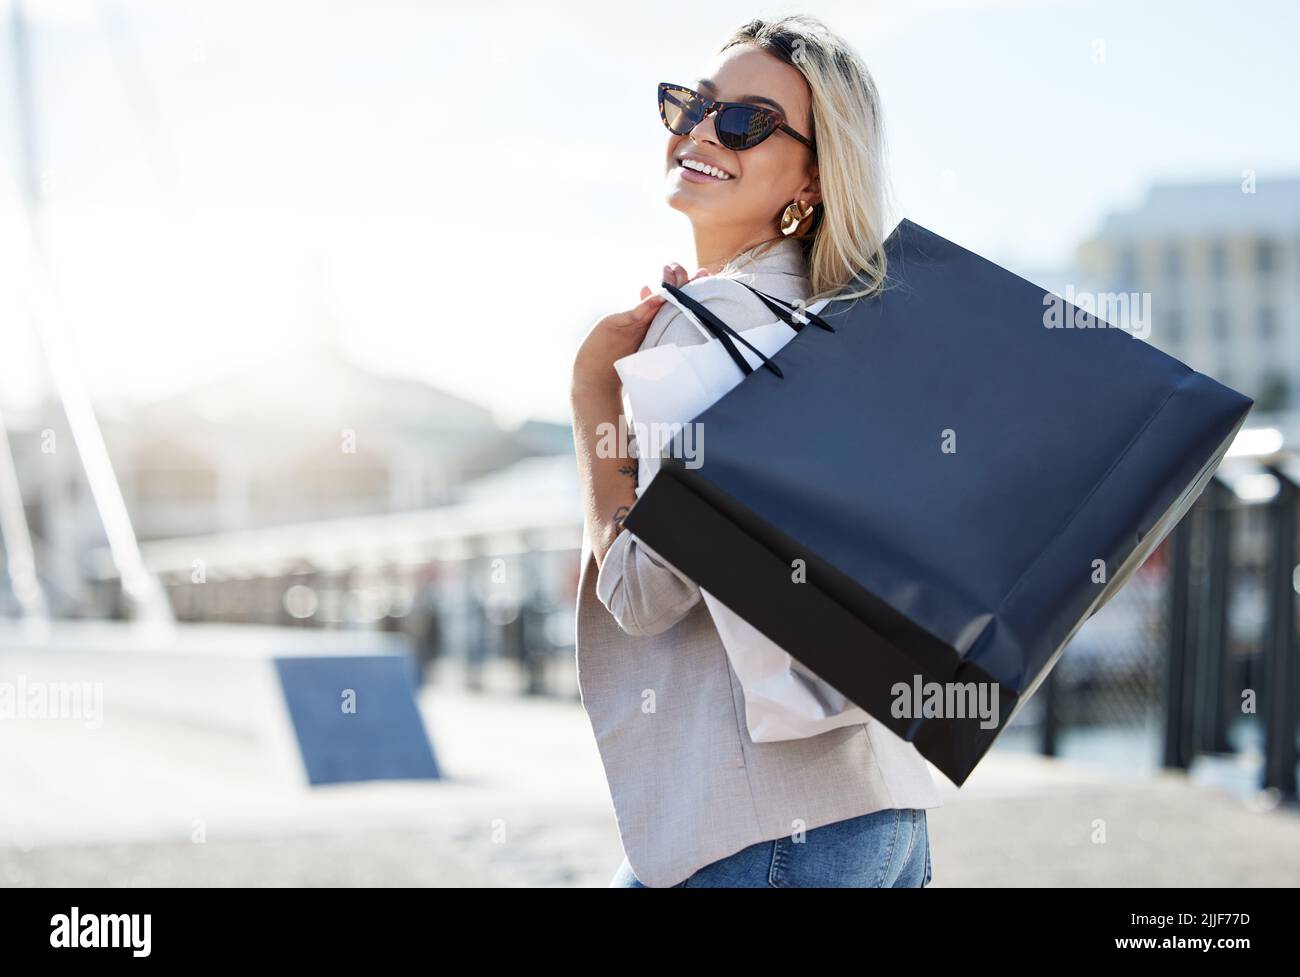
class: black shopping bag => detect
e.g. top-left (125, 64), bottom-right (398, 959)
top-left (623, 219), bottom-right (1253, 785)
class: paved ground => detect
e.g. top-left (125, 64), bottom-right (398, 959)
top-left (2, 662), bottom-right (1298, 887)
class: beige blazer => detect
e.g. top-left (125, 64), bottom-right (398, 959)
top-left (574, 236), bottom-right (943, 888)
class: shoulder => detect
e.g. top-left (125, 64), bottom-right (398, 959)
top-left (640, 275), bottom-right (777, 351)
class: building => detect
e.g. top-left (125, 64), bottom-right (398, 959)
top-left (4, 326), bottom-right (574, 618)
top-left (1076, 177), bottom-right (1300, 410)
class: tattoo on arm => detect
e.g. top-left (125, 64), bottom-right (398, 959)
top-left (618, 460), bottom-right (638, 478)
top-left (612, 505), bottom-right (632, 532)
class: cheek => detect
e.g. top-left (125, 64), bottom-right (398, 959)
top-left (736, 151), bottom-right (794, 202)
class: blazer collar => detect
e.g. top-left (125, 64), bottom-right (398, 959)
top-left (725, 236), bottom-right (808, 280)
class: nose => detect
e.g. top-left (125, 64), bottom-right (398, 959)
top-left (688, 108), bottom-right (723, 148)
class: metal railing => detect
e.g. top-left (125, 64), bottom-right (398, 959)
top-left (1029, 460), bottom-right (1299, 800)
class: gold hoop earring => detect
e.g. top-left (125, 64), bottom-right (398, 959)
top-left (780, 199), bottom-right (814, 237)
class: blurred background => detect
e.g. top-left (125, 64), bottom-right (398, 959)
top-left (2, 0), bottom-right (1299, 887)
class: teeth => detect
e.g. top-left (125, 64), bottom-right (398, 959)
top-left (681, 158), bottom-right (731, 180)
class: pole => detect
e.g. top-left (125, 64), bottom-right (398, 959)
top-left (8, 0), bottom-right (173, 625)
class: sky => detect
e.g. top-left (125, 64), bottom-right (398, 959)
top-left (1, 0), bottom-right (1298, 426)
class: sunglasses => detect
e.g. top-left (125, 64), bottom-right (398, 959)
top-left (658, 82), bottom-right (815, 152)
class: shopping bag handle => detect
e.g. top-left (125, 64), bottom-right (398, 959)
top-left (660, 280), bottom-right (784, 379)
top-left (735, 281), bottom-right (836, 333)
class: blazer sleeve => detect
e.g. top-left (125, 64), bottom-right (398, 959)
top-left (592, 276), bottom-right (766, 637)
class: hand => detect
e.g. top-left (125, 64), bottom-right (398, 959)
top-left (572, 263), bottom-right (710, 393)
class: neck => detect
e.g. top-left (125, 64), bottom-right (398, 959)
top-left (692, 225), bottom-right (782, 275)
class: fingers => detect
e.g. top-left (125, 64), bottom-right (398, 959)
top-left (639, 292), bottom-right (665, 316)
top-left (661, 262), bottom-right (713, 290)
top-left (613, 292), bottom-right (664, 328)
top-left (621, 263), bottom-right (710, 334)
top-left (664, 263), bottom-right (692, 288)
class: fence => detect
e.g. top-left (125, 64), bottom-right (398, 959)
top-left (1020, 467), bottom-right (1298, 798)
top-left (447, 469), bottom-right (1299, 798)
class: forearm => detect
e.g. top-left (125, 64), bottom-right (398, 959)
top-left (571, 380), bottom-right (638, 568)
top-left (568, 265), bottom-right (705, 635)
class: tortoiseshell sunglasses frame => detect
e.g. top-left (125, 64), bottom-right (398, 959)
top-left (658, 82), bottom-right (815, 151)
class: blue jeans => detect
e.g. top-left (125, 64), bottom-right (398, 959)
top-left (610, 808), bottom-right (932, 888)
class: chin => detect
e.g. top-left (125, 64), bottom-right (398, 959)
top-left (665, 185), bottom-right (712, 220)
top-left (664, 191), bottom-right (694, 217)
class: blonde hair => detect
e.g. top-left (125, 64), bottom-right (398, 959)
top-left (717, 15), bottom-right (891, 307)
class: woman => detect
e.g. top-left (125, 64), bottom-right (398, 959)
top-left (570, 14), bottom-right (943, 888)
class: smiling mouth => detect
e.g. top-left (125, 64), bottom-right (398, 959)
top-left (678, 158), bottom-right (734, 181)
